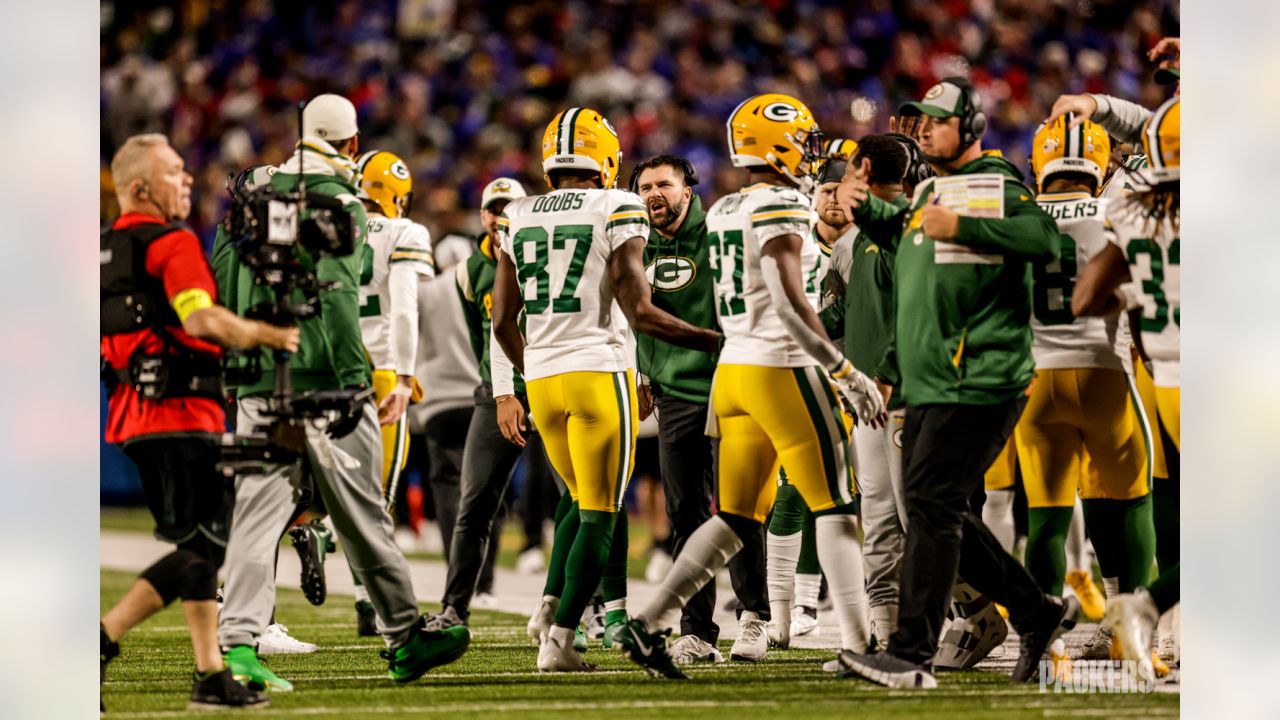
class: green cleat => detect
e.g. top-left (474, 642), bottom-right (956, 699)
top-left (602, 610), bottom-right (627, 649)
top-left (383, 623), bottom-right (471, 683)
top-left (289, 520), bottom-right (334, 607)
top-left (574, 626), bottom-right (588, 653)
top-left (613, 619), bottom-right (688, 680)
top-left (224, 645), bottom-right (293, 692)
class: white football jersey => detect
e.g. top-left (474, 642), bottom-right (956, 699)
top-left (1031, 192), bottom-right (1126, 371)
top-left (359, 216), bottom-right (435, 373)
top-left (497, 187), bottom-right (649, 381)
top-left (706, 183), bottom-right (819, 367)
top-left (1106, 206), bottom-right (1180, 387)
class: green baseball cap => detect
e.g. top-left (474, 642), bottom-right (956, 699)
top-left (1154, 66), bottom-right (1180, 85)
top-left (899, 79), bottom-right (970, 118)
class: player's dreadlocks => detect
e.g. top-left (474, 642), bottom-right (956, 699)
top-left (1116, 180), bottom-right (1179, 235)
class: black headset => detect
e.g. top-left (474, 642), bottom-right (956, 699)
top-left (885, 132), bottom-right (934, 189)
top-left (628, 155), bottom-right (699, 194)
top-left (944, 76), bottom-right (988, 150)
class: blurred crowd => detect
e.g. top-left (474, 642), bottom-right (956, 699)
top-left (100, 0), bottom-right (1179, 248)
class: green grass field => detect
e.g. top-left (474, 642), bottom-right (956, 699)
top-left (100, 567), bottom-right (1178, 719)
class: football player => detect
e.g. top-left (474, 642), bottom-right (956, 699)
top-left (490, 107), bottom-right (721, 672)
top-left (1019, 114), bottom-right (1161, 670)
top-left (1072, 96), bottom-right (1180, 681)
top-left (615, 94), bottom-right (883, 679)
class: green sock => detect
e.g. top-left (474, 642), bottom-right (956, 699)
top-left (1153, 475), bottom-right (1179, 572)
top-left (796, 509), bottom-right (820, 575)
top-left (554, 510), bottom-right (615, 628)
top-left (1026, 506), bottom-right (1073, 595)
top-left (1145, 563), bottom-right (1179, 615)
top-left (601, 509), bottom-right (629, 603)
top-left (1082, 494), bottom-right (1155, 592)
top-left (543, 493), bottom-right (580, 598)
top-left (605, 609), bottom-right (627, 625)
top-left (768, 482), bottom-right (807, 535)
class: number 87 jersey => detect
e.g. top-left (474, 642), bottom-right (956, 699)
top-left (497, 187), bottom-right (650, 381)
top-left (706, 183), bottom-right (819, 367)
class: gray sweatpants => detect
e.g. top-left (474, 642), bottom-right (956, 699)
top-left (219, 396), bottom-right (421, 649)
top-left (854, 408), bottom-right (908, 610)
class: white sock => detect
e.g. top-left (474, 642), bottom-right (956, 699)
top-left (870, 604), bottom-right (898, 641)
top-left (604, 599), bottom-right (626, 615)
top-left (1102, 576), bottom-right (1120, 599)
top-left (638, 515), bottom-right (742, 630)
top-left (982, 489), bottom-right (1015, 553)
top-left (795, 573), bottom-right (821, 610)
top-left (766, 531), bottom-right (801, 623)
top-left (548, 624), bottom-right (573, 647)
top-left (354, 584), bottom-right (370, 603)
top-left (1066, 498), bottom-right (1090, 572)
top-left (815, 514), bottom-right (870, 652)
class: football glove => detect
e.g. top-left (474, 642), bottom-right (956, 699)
top-left (828, 359), bottom-right (884, 425)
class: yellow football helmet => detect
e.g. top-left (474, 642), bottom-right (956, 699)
top-left (357, 150), bottom-right (413, 218)
top-left (1138, 97), bottom-right (1179, 184)
top-left (824, 137), bottom-right (858, 160)
top-left (540, 107), bottom-right (621, 189)
top-left (726, 93), bottom-right (825, 192)
top-left (1030, 113), bottom-right (1110, 193)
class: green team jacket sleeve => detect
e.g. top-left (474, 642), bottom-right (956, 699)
top-left (314, 182), bottom-right (370, 388)
top-left (850, 193), bottom-right (910, 251)
top-left (952, 184), bottom-right (1058, 262)
top-left (455, 258), bottom-right (486, 367)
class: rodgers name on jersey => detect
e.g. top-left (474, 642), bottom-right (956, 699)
top-left (707, 183), bottom-right (818, 367)
top-left (359, 216), bottom-right (435, 373)
top-left (1032, 192), bottom-right (1127, 371)
top-left (498, 187), bottom-right (650, 381)
top-left (1107, 210), bottom-right (1180, 388)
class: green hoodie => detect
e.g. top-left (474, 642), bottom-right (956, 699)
top-left (853, 154), bottom-right (1057, 406)
top-left (456, 233), bottom-right (526, 395)
top-left (217, 153), bottom-right (371, 398)
top-left (636, 195), bottom-right (720, 403)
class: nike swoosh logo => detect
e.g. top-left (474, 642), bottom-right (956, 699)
top-left (632, 633), bottom-right (653, 657)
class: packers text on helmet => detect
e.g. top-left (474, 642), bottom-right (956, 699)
top-left (1031, 113), bottom-right (1111, 193)
top-left (541, 107), bottom-right (622, 189)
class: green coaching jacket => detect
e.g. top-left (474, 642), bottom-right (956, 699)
top-left (853, 154), bottom-right (1057, 407)
top-left (636, 195), bottom-right (719, 404)
top-left (213, 149), bottom-right (371, 398)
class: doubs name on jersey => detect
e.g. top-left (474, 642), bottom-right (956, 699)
top-left (533, 192), bottom-right (586, 213)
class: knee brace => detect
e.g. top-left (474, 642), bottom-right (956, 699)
top-left (140, 548), bottom-right (220, 604)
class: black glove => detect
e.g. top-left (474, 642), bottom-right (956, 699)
top-left (325, 385), bottom-right (374, 439)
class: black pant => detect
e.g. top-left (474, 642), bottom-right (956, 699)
top-left (890, 400), bottom-right (1050, 665)
top-left (656, 393), bottom-right (769, 642)
top-left (423, 406), bottom-right (474, 558)
top-left (443, 388), bottom-right (555, 614)
top-left (124, 434), bottom-right (233, 552)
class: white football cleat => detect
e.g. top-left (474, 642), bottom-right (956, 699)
top-left (1105, 589), bottom-right (1159, 675)
top-left (473, 592), bottom-right (498, 610)
top-left (537, 633), bottom-right (597, 672)
top-left (256, 624), bottom-right (316, 655)
top-left (644, 549), bottom-right (674, 584)
top-left (669, 634), bottom-right (725, 665)
top-left (729, 611), bottom-right (769, 662)
top-left (790, 605), bottom-right (819, 638)
top-left (527, 596), bottom-right (559, 645)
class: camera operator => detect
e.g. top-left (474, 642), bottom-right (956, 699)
top-left (217, 94), bottom-right (470, 691)
top-left (99, 133), bottom-right (297, 711)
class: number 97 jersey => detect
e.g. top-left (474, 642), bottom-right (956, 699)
top-left (497, 187), bottom-right (650, 381)
top-left (1106, 209), bottom-right (1180, 388)
top-left (706, 184), bottom-right (819, 367)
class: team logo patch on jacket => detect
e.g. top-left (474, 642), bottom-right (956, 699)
top-left (646, 256), bottom-right (697, 291)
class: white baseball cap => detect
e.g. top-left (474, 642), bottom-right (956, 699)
top-left (302, 94), bottom-right (359, 141)
top-left (481, 177), bottom-right (526, 210)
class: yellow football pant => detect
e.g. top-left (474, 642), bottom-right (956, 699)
top-left (984, 436), bottom-right (1018, 491)
top-left (526, 369), bottom-right (638, 513)
top-left (713, 364), bottom-right (854, 522)
top-left (1014, 368), bottom-right (1151, 508)
top-left (373, 369), bottom-right (411, 510)
top-left (1154, 386), bottom-right (1180, 453)
top-left (1132, 355), bottom-right (1170, 478)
